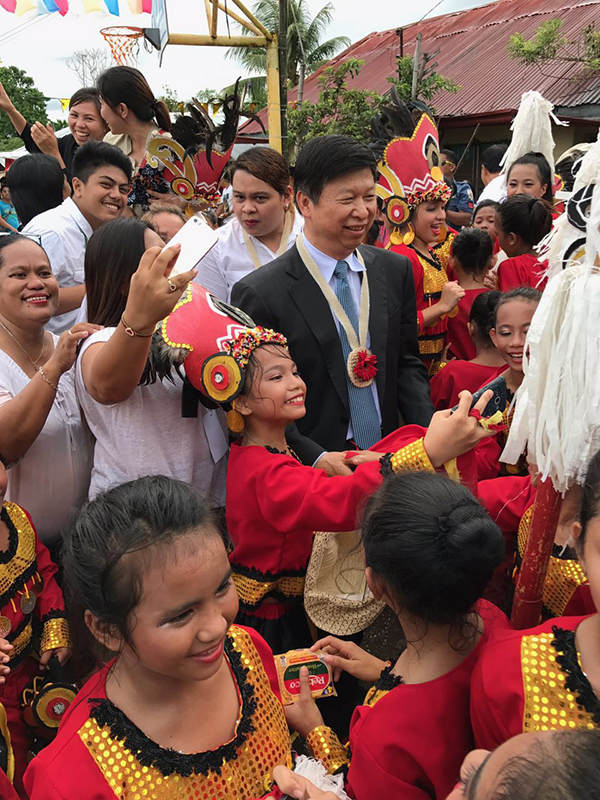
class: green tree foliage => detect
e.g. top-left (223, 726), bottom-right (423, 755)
top-left (288, 59), bottom-right (383, 154)
top-left (508, 19), bottom-right (600, 73)
top-left (389, 55), bottom-right (460, 110)
top-left (287, 55), bottom-right (459, 155)
top-left (0, 66), bottom-right (48, 151)
top-left (227, 0), bottom-right (350, 102)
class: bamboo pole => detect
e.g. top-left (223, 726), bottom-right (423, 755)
top-left (203, 0), bottom-right (211, 28)
top-left (215, 1), bottom-right (262, 35)
top-left (210, 0), bottom-right (219, 38)
top-left (511, 479), bottom-right (562, 629)
top-left (266, 35), bottom-right (282, 153)
top-left (227, 0), bottom-right (272, 38)
top-left (167, 33), bottom-right (269, 47)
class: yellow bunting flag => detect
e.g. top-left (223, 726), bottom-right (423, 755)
top-left (15, 0), bottom-right (36, 14)
top-left (81, 0), bottom-right (104, 10)
top-left (60, 98), bottom-right (71, 112)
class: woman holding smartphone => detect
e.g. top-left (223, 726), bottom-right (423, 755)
top-left (75, 217), bottom-right (228, 505)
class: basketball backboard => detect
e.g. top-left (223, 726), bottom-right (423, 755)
top-left (143, 0), bottom-right (169, 65)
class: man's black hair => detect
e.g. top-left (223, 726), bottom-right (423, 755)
top-left (72, 140), bottom-right (132, 184)
top-left (481, 144), bottom-right (508, 174)
top-left (440, 147), bottom-right (458, 164)
top-left (294, 135), bottom-right (377, 203)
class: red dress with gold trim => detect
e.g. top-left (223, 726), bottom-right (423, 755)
top-left (470, 615), bottom-right (598, 750)
top-left (24, 625), bottom-right (346, 800)
top-left (226, 427), bottom-right (435, 651)
top-left (497, 254), bottom-right (547, 292)
top-left (389, 243), bottom-right (449, 374)
top-left (345, 600), bottom-right (509, 800)
top-left (0, 502), bottom-right (70, 796)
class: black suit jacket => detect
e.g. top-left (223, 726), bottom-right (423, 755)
top-left (231, 243), bottom-right (433, 463)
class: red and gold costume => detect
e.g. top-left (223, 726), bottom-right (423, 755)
top-left (374, 105), bottom-right (452, 375)
top-left (430, 361), bottom-right (505, 411)
top-left (0, 502), bottom-right (70, 796)
top-left (470, 615), bottom-right (597, 750)
top-left (227, 427), bottom-right (446, 652)
top-left (497, 254), bottom-right (547, 292)
top-left (24, 625), bottom-right (345, 800)
top-left (346, 600), bottom-right (509, 800)
top-left (478, 476), bottom-right (594, 617)
top-left (389, 242), bottom-right (450, 371)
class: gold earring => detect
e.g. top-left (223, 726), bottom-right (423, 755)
top-left (389, 229), bottom-right (403, 246)
top-left (403, 223), bottom-right (415, 246)
top-left (226, 408), bottom-right (245, 435)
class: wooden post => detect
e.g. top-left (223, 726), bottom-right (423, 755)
top-left (511, 479), bottom-right (562, 629)
top-left (411, 32), bottom-right (422, 100)
top-left (210, 0), bottom-right (219, 38)
top-left (266, 35), bottom-right (282, 153)
top-left (167, 33), bottom-right (268, 46)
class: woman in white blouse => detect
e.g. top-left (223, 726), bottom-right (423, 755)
top-left (0, 234), bottom-right (98, 545)
top-left (196, 147), bottom-right (303, 301)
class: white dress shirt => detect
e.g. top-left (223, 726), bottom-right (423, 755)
top-left (22, 197), bottom-right (92, 334)
top-left (301, 232), bottom-right (382, 442)
top-left (477, 173), bottom-right (507, 204)
top-left (195, 213), bottom-right (304, 301)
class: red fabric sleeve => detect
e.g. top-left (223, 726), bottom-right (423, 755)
top-left (429, 366), bottom-right (453, 410)
top-left (238, 625), bottom-right (282, 703)
top-left (0, 769), bottom-right (18, 800)
top-left (497, 257), bottom-right (522, 292)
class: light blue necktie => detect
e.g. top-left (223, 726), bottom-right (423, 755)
top-left (333, 260), bottom-right (381, 449)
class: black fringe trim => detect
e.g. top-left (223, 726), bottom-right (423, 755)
top-left (40, 609), bottom-right (67, 624)
top-left (374, 663), bottom-right (404, 691)
top-left (88, 636), bottom-right (257, 777)
top-left (379, 453), bottom-right (393, 477)
top-left (0, 507), bottom-right (18, 563)
top-left (231, 561), bottom-right (307, 582)
top-left (552, 626), bottom-right (600, 726)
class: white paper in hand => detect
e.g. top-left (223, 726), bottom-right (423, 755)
top-left (163, 215), bottom-right (219, 278)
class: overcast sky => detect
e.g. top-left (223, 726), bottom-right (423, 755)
top-left (0, 0), bottom-right (494, 118)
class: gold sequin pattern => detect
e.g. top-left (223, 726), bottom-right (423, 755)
top-left (232, 573), bottom-right (305, 608)
top-left (517, 506), bottom-right (589, 616)
top-left (420, 256), bottom-right (449, 299)
top-left (78, 627), bottom-right (292, 799)
top-left (0, 503), bottom-right (37, 601)
top-left (433, 233), bottom-right (456, 272)
top-left (305, 726), bottom-right (348, 774)
top-left (418, 337), bottom-right (445, 356)
top-left (9, 618), bottom-right (32, 658)
top-left (40, 617), bottom-right (71, 653)
top-left (521, 632), bottom-right (596, 733)
top-left (391, 438), bottom-right (434, 474)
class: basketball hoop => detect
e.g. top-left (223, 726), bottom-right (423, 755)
top-left (101, 26), bottom-right (144, 66)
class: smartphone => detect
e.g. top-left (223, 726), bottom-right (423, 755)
top-left (162, 214), bottom-right (219, 278)
top-left (451, 375), bottom-right (507, 417)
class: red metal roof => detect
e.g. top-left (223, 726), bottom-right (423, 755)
top-left (240, 0), bottom-right (600, 134)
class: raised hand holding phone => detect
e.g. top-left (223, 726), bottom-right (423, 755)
top-left (162, 214), bottom-right (219, 279)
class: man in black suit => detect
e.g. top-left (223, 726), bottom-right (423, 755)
top-left (231, 135), bottom-right (433, 473)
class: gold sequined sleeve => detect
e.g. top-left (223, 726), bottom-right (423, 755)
top-left (305, 725), bottom-right (349, 774)
top-left (40, 615), bottom-right (71, 653)
top-left (390, 438), bottom-right (435, 473)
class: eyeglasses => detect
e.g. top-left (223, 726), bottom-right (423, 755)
top-left (441, 160), bottom-right (455, 167)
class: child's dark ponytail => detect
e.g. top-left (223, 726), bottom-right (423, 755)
top-left (497, 194), bottom-right (553, 248)
top-left (361, 472), bottom-right (504, 640)
top-left (469, 290), bottom-right (500, 348)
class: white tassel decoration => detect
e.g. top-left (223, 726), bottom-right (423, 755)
top-left (500, 90), bottom-right (568, 176)
top-left (292, 756), bottom-right (350, 800)
top-left (502, 160), bottom-right (600, 493)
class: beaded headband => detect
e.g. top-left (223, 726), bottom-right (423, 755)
top-left (222, 326), bottom-right (288, 370)
top-left (406, 181), bottom-right (452, 209)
